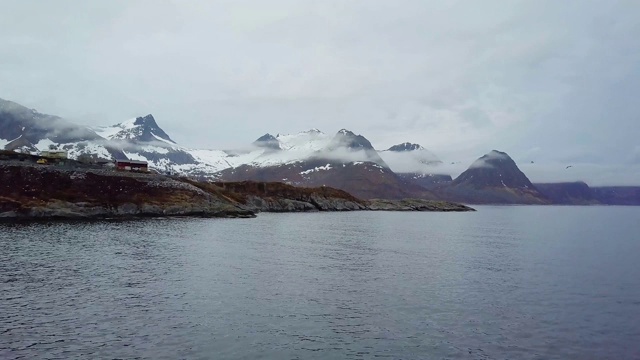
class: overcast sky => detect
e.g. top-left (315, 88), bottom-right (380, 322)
top-left (1, 0), bottom-right (639, 184)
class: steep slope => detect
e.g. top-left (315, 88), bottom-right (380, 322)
top-left (94, 114), bottom-right (175, 144)
top-left (436, 150), bottom-right (549, 204)
top-left (94, 115), bottom-right (210, 173)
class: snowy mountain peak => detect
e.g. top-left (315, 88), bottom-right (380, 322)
top-left (330, 129), bottom-right (375, 151)
top-left (470, 150), bottom-right (511, 169)
top-left (378, 142), bottom-right (442, 173)
top-left (386, 143), bottom-right (425, 152)
top-left (253, 133), bottom-right (281, 150)
top-left (95, 114), bottom-right (175, 144)
top-left (276, 130), bottom-right (330, 151)
top-left (255, 133), bottom-right (277, 142)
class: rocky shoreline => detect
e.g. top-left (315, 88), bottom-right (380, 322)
top-left (0, 163), bottom-right (474, 221)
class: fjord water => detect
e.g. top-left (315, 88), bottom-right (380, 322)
top-left (2, 207), bottom-right (639, 359)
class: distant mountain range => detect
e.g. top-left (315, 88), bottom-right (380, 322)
top-left (1, 97), bottom-right (638, 205)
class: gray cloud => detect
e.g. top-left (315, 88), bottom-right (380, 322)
top-left (1, 0), bottom-right (638, 185)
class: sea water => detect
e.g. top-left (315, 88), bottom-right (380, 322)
top-left (2, 206), bottom-right (639, 359)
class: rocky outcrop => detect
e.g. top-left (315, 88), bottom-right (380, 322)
top-left (367, 199), bottom-right (475, 212)
top-left (203, 181), bottom-right (474, 212)
top-left (0, 162), bottom-right (255, 220)
top-left (205, 181), bottom-right (369, 212)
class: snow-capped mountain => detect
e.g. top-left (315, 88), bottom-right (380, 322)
top-left (3, 98), bottom-right (583, 203)
top-left (94, 114), bottom-right (176, 144)
top-left (0, 98), bottom-right (441, 198)
top-left (379, 142), bottom-right (442, 174)
top-left (251, 129), bottom-right (385, 166)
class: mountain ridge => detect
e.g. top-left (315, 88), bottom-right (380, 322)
top-left (1, 98), bottom-right (638, 205)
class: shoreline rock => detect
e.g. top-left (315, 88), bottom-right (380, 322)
top-left (366, 199), bottom-right (475, 212)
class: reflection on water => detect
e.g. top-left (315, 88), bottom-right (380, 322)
top-left (2, 207), bottom-right (640, 359)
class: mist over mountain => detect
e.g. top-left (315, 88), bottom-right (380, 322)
top-left (437, 150), bottom-right (548, 204)
top-left (379, 142), bottom-right (442, 174)
top-left (0, 98), bottom-right (122, 157)
top-left (2, 97), bottom-right (640, 204)
top-left (253, 134), bottom-right (281, 150)
top-left (453, 150), bottom-right (535, 189)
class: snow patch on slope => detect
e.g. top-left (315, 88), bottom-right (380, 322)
top-left (300, 164), bottom-right (332, 175)
top-left (276, 130), bottom-right (330, 152)
top-left (34, 138), bottom-right (114, 160)
top-left (93, 118), bottom-right (137, 140)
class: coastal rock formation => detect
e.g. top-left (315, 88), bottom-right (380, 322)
top-left (367, 199), bottom-right (475, 212)
top-left (205, 181), bottom-right (369, 212)
top-left (0, 162), bottom-right (255, 220)
top-left (204, 181), bottom-right (472, 212)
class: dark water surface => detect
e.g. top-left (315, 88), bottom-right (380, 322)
top-left (2, 206), bottom-right (640, 359)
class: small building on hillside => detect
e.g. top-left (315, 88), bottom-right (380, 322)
top-left (39, 150), bottom-right (68, 159)
top-left (115, 160), bottom-right (148, 172)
